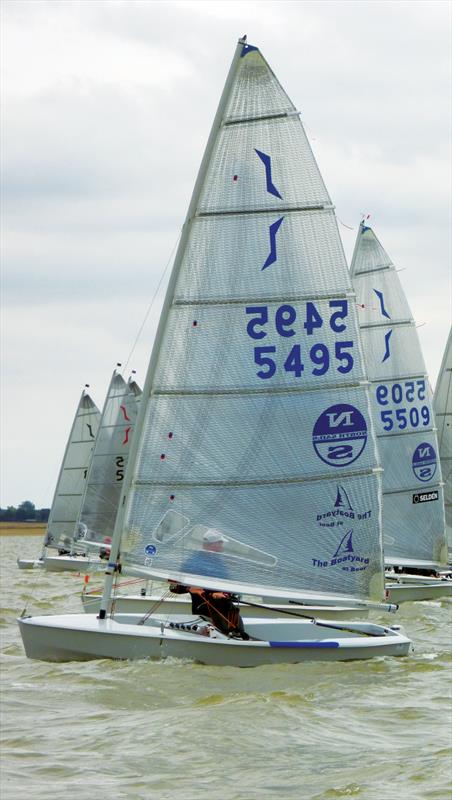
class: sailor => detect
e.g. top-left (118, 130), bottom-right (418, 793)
top-left (178, 529), bottom-right (230, 579)
top-left (168, 582), bottom-right (249, 639)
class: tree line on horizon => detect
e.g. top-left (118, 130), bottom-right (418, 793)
top-left (0, 500), bottom-right (50, 523)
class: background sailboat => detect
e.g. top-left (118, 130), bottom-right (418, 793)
top-left (434, 327), bottom-right (452, 559)
top-left (76, 370), bottom-right (142, 555)
top-left (17, 389), bottom-right (100, 571)
top-left (19, 38), bottom-right (410, 665)
top-left (350, 223), bottom-right (451, 600)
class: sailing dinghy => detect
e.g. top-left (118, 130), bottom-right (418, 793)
top-left (17, 389), bottom-right (101, 572)
top-left (19, 39), bottom-right (411, 665)
top-left (74, 370), bottom-right (142, 563)
top-left (433, 328), bottom-right (452, 562)
top-left (350, 223), bottom-right (451, 601)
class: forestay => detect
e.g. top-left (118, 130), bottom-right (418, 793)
top-left (434, 328), bottom-right (452, 550)
top-left (43, 391), bottom-right (100, 553)
top-left (350, 224), bottom-right (447, 567)
top-left (77, 372), bottom-right (141, 545)
top-left (117, 42), bottom-right (384, 603)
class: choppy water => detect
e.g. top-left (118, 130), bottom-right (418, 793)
top-left (1, 535), bottom-right (451, 800)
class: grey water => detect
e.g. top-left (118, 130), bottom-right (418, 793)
top-left (1, 535), bottom-right (451, 800)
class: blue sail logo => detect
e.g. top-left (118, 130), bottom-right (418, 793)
top-left (334, 485), bottom-right (353, 511)
top-left (312, 404), bottom-right (368, 467)
top-left (316, 485), bottom-right (372, 528)
top-left (412, 443), bottom-right (437, 483)
top-left (312, 529), bottom-right (369, 572)
top-left (332, 529), bottom-right (354, 558)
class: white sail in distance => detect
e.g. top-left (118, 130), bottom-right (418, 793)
top-left (350, 223), bottom-right (447, 567)
top-left (76, 371), bottom-right (141, 546)
top-left (434, 328), bottom-right (452, 551)
top-left (43, 391), bottom-right (100, 554)
top-left (114, 42), bottom-right (384, 604)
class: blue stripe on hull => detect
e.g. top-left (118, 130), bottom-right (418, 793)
top-left (269, 641), bottom-right (340, 648)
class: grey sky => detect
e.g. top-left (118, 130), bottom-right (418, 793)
top-left (1, 0), bottom-right (450, 507)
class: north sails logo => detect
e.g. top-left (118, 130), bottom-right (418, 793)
top-left (412, 443), bottom-right (437, 483)
top-left (312, 404), bottom-right (368, 468)
top-left (312, 529), bottom-right (370, 572)
top-left (316, 485), bottom-right (372, 528)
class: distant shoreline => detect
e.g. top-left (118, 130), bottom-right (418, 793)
top-left (0, 523), bottom-right (46, 536)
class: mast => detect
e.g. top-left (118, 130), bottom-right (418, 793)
top-left (98, 38), bottom-right (247, 617)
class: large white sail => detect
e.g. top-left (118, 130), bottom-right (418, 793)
top-left (114, 42), bottom-right (384, 604)
top-left (434, 328), bottom-right (452, 550)
top-left (350, 223), bottom-right (447, 567)
top-left (43, 391), bottom-right (100, 553)
top-left (76, 372), bottom-right (141, 545)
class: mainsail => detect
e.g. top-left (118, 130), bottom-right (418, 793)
top-left (350, 223), bottom-right (447, 567)
top-left (434, 328), bottom-right (452, 551)
top-left (113, 41), bottom-right (384, 603)
top-left (43, 391), bottom-right (100, 554)
top-left (76, 371), bottom-right (141, 545)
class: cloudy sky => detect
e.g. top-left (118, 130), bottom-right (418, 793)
top-left (2, 0), bottom-right (451, 508)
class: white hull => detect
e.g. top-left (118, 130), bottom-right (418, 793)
top-left (17, 554), bottom-right (106, 573)
top-left (80, 591), bottom-right (369, 620)
top-left (17, 558), bottom-right (44, 570)
top-left (385, 579), bottom-right (452, 603)
top-left (18, 613), bottom-right (411, 666)
top-left (42, 555), bottom-right (106, 573)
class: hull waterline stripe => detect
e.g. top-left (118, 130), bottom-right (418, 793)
top-left (269, 640), bottom-right (339, 648)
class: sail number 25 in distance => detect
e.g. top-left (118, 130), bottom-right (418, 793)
top-left (245, 301), bottom-right (353, 379)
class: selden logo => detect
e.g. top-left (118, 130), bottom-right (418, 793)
top-left (312, 529), bottom-right (370, 572)
top-left (312, 404), bottom-right (368, 468)
top-left (412, 443), bottom-right (437, 483)
top-left (316, 485), bottom-right (372, 528)
top-left (413, 491), bottom-right (439, 504)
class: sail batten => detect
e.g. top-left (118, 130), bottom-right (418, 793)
top-left (354, 266), bottom-right (391, 277)
top-left (152, 380), bottom-right (366, 398)
top-left (197, 204), bottom-right (330, 217)
top-left (224, 111), bottom-right (300, 126)
top-left (135, 466), bottom-right (378, 489)
top-left (174, 291), bottom-right (350, 306)
top-left (360, 319), bottom-right (413, 330)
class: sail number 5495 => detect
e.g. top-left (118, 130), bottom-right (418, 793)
top-left (245, 301), bottom-right (354, 379)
